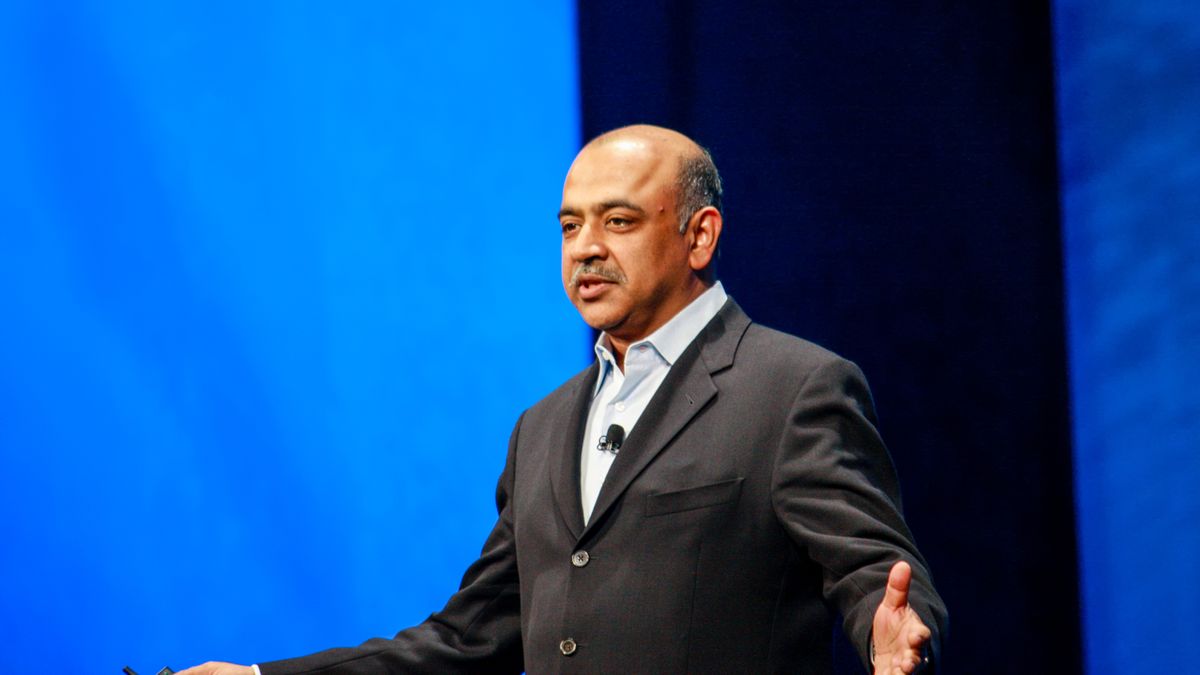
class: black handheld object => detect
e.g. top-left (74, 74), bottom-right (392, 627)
top-left (123, 667), bottom-right (174, 675)
top-left (598, 423), bottom-right (625, 453)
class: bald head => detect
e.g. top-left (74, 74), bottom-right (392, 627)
top-left (585, 124), bottom-right (699, 151)
top-left (582, 125), bottom-right (723, 232)
top-left (558, 124), bottom-right (724, 345)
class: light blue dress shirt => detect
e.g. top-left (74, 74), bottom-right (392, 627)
top-left (580, 282), bottom-right (729, 523)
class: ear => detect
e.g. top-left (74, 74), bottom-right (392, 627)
top-left (686, 206), bottom-right (722, 273)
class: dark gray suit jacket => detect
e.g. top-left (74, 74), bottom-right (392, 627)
top-left (261, 300), bottom-right (947, 674)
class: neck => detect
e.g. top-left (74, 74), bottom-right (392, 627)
top-left (607, 278), bottom-right (713, 372)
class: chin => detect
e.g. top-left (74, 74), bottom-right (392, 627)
top-left (576, 305), bottom-right (625, 333)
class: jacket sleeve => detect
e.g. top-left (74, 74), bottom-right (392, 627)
top-left (258, 413), bottom-right (527, 675)
top-left (770, 357), bottom-right (947, 673)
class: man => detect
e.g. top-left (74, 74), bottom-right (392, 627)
top-left (182, 125), bottom-right (946, 675)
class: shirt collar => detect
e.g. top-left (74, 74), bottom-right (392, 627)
top-left (592, 281), bottom-right (729, 381)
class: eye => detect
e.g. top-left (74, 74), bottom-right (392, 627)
top-left (561, 221), bottom-right (581, 236)
top-left (606, 216), bottom-right (632, 229)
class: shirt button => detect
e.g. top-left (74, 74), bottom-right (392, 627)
top-left (560, 638), bottom-right (577, 656)
top-left (571, 550), bottom-right (590, 567)
top-left (615, 402), bottom-right (626, 411)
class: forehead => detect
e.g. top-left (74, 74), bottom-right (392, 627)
top-left (561, 139), bottom-right (678, 207)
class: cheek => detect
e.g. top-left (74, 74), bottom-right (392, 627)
top-left (561, 263), bottom-right (579, 299)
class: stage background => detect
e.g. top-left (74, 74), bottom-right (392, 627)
top-left (1056, 1), bottom-right (1200, 673)
top-left (577, 2), bottom-right (1079, 671)
top-left (0, 2), bottom-right (583, 672)
top-left (0, 2), bottom-right (1197, 674)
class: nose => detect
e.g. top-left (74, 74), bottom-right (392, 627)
top-left (566, 221), bottom-right (608, 262)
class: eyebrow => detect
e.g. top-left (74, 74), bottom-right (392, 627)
top-left (557, 199), bottom-right (647, 220)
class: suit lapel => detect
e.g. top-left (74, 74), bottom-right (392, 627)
top-left (549, 362), bottom-right (596, 540)
top-left (580, 300), bottom-right (751, 541)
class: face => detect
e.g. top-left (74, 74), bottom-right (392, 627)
top-left (558, 138), bottom-right (697, 342)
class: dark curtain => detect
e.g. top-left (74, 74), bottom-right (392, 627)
top-left (577, 3), bottom-right (1081, 673)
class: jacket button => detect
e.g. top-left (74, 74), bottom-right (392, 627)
top-left (559, 638), bottom-right (577, 656)
top-left (571, 550), bottom-right (590, 567)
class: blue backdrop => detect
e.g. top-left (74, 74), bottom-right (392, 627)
top-left (1056, 1), bottom-right (1200, 672)
top-left (0, 2), bottom-right (584, 673)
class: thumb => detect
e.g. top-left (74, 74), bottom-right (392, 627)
top-left (881, 560), bottom-right (912, 611)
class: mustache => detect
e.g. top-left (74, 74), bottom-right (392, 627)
top-left (570, 262), bottom-right (627, 286)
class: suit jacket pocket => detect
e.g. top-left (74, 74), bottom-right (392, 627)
top-left (644, 477), bottom-right (744, 517)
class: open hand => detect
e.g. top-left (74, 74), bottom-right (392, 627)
top-left (871, 561), bottom-right (932, 674)
top-left (175, 662), bottom-right (255, 675)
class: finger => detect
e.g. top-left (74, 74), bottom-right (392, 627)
top-left (175, 663), bottom-right (224, 675)
top-left (891, 650), bottom-right (918, 674)
top-left (881, 560), bottom-right (912, 610)
top-left (906, 620), bottom-right (932, 647)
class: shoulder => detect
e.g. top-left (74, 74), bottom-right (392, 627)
top-left (738, 322), bottom-right (856, 375)
top-left (734, 322), bottom-right (877, 419)
top-left (695, 298), bottom-right (869, 393)
top-left (537, 362), bottom-right (595, 404)
top-left (515, 361), bottom-right (595, 427)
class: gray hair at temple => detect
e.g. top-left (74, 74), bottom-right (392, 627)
top-left (676, 146), bottom-right (723, 233)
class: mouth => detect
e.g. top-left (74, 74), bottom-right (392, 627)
top-left (575, 274), bottom-right (617, 300)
